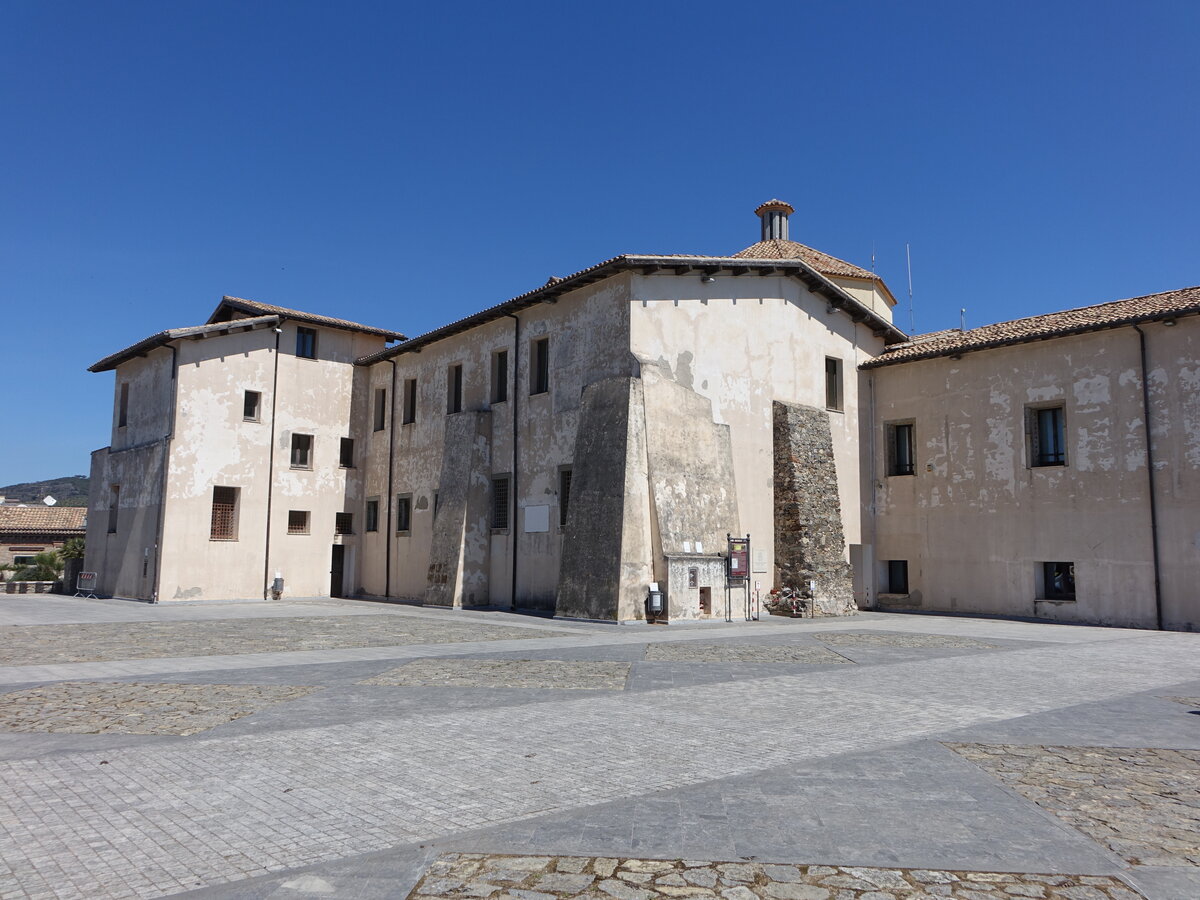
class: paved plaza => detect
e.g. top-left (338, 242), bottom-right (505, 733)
top-left (0, 595), bottom-right (1196, 900)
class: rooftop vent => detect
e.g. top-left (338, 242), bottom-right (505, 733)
top-left (754, 199), bottom-right (794, 242)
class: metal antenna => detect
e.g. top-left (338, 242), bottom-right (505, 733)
top-left (960, 308), bottom-right (966, 331)
top-left (871, 241), bottom-right (876, 274)
top-left (906, 243), bottom-right (915, 333)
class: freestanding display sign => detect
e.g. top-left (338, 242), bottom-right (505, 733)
top-left (725, 534), bottom-right (751, 622)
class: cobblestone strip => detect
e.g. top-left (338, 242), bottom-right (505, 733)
top-left (643, 644), bottom-right (849, 663)
top-left (815, 633), bottom-right (995, 649)
top-left (359, 660), bottom-right (631, 690)
top-left (0, 681), bottom-right (317, 735)
top-left (411, 853), bottom-right (1144, 900)
top-left (946, 743), bottom-right (1200, 867)
top-left (0, 637), bottom-right (1196, 899)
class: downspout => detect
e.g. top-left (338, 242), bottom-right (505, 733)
top-left (384, 358), bottom-right (397, 598)
top-left (150, 344), bottom-right (179, 604)
top-left (263, 323), bottom-right (283, 600)
top-left (1133, 324), bottom-right (1164, 630)
top-left (506, 312), bottom-right (520, 611)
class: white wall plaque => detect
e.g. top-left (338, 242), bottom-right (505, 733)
top-left (523, 505), bottom-right (550, 533)
top-left (752, 549), bottom-right (768, 573)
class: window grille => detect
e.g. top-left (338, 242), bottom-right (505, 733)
top-left (559, 467), bottom-right (572, 526)
top-left (335, 512), bottom-right (354, 535)
top-left (491, 476), bottom-right (510, 529)
top-left (210, 486), bottom-right (238, 540)
top-left (287, 510), bottom-right (309, 534)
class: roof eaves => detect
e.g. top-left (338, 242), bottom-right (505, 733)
top-left (88, 316), bottom-right (281, 372)
top-left (213, 297), bottom-right (406, 341)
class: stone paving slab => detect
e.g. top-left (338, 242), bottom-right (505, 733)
top-left (359, 660), bottom-right (632, 690)
top-left (643, 643), bottom-right (850, 664)
top-left (945, 744), bottom-right (1200, 867)
top-left (0, 615), bottom-right (567, 665)
top-left (815, 633), bottom-right (996, 649)
top-left (409, 852), bottom-right (1144, 899)
top-left (0, 681), bottom-right (316, 735)
top-left (1163, 697), bottom-right (1200, 708)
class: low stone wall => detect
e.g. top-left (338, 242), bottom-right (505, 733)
top-left (2, 581), bottom-right (57, 594)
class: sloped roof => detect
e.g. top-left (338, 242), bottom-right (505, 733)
top-left (211, 296), bottom-right (405, 341)
top-left (863, 286), bottom-right (1200, 369)
top-left (88, 317), bottom-right (281, 372)
top-left (0, 506), bottom-right (87, 535)
top-left (731, 239), bottom-right (878, 280)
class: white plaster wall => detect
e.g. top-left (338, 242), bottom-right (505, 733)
top-left (870, 320), bottom-right (1199, 629)
top-left (628, 273), bottom-right (886, 593)
top-left (830, 276), bottom-right (896, 323)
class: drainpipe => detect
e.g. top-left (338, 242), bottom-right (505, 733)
top-left (384, 358), bottom-right (397, 598)
top-left (506, 312), bottom-right (521, 611)
top-left (149, 343), bottom-right (179, 604)
top-left (1132, 325), bottom-right (1164, 630)
top-left (262, 323), bottom-right (283, 600)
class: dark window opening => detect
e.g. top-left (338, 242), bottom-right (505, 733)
top-left (559, 467), bottom-right (572, 527)
top-left (335, 512), bottom-right (354, 535)
top-left (395, 495), bottom-right (412, 532)
top-left (888, 422), bottom-right (915, 476)
top-left (1029, 405), bottom-right (1066, 467)
top-left (402, 378), bottom-right (417, 424)
top-left (243, 390), bottom-right (261, 422)
top-left (290, 433), bottom-right (313, 468)
top-left (373, 387), bottom-right (387, 431)
top-left (886, 560), bottom-right (909, 594)
top-left (825, 357), bottom-right (843, 411)
top-left (448, 364), bottom-right (463, 414)
top-left (296, 327), bottom-right (317, 359)
top-left (287, 510), bottom-right (310, 534)
top-left (365, 499), bottom-right (379, 532)
top-left (107, 485), bottom-right (120, 534)
top-left (532, 337), bottom-right (550, 395)
top-left (118, 383), bottom-right (129, 428)
top-left (491, 475), bottom-right (510, 530)
top-left (1042, 561), bottom-right (1076, 600)
top-left (210, 486), bottom-right (239, 541)
top-left (492, 349), bottom-right (509, 404)
top-left (339, 437), bottom-right (355, 468)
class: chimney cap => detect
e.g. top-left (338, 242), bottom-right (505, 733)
top-left (754, 199), bottom-right (794, 216)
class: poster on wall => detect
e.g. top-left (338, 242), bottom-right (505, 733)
top-left (727, 535), bottom-right (749, 582)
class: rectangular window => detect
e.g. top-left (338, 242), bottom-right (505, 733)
top-left (1028, 404), bottom-right (1066, 467)
top-left (287, 510), bottom-right (310, 534)
top-left (335, 512), bottom-right (354, 535)
top-left (447, 364), bottom-right (463, 414)
top-left (365, 499), bottom-right (379, 532)
top-left (290, 433), bottom-right (313, 468)
top-left (12, 556), bottom-right (35, 567)
top-left (886, 559), bottom-right (909, 594)
top-left (243, 390), bottom-right (261, 422)
top-left (395, 494), bottom-right (412, 532)
top-left (825, 357), bottom-right (843, 411)
top-left (339, 437), bottom-right (354, 468)
top-left (1041, 561), bottom-right (1076, 600)
top-left (107, 485), bottom-right (120, 534)
top-left (531, 337), bottom-right (550, 395)
top-left (887, 421), bottom-right (915, 476)
top-left (491, 475), bottom-right (510, 530)
top-left (373, 387), bottom-right (387, 431)
top-left (402, 378), bottom-right (417, 424)
top-left (118, 383), bottom-right (129, 428)
top-left (559, 466), bottom-right (573, 527)
top-left (296, 327), bottom-right (317, 359)
top-left (210, 486), bottom-right (239, 541)
top-left (491, 349), bottom-right (509, 404)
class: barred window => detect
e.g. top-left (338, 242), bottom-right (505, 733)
top-left (491, 475), bottom-right (510, 530)
top-left (335, 512), bottom-right (354, 535)
top-left (287, 510), bottom-right (310, 534)
top-left (559, 467), bottom-right (572, 527)
top-left (210, 486), bottom-right (239, 541)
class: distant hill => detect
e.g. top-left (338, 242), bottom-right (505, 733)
top-left (0, 476), bottom-right (90, 507)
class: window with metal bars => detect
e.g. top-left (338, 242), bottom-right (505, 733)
top-left (491, 475), bottom-right (510, 530)
top-left (210, 486), bottom-right (239, 540)
top-left (287, 510), bottom-right (310, 534)
top-left (558, 467), bottom-right (572, 527)
top-left (335, 512), bottom-right (354, 535)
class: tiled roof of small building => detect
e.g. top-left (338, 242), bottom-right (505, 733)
top-left (0, 506), bottom-right (87, 534)
top-left (211, 297), bottom-right (405, 341)
top-left (863, 285), bottom-right (1200, 368)
top-left (731, 239), bottom-right (878, 280)
top-left (89, 316), bottom-right (282, 372)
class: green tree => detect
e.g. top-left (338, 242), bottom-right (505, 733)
top-left (60, 538), bottom-right (85, 559)
top-left (13, 551), bottom-right (63, 581)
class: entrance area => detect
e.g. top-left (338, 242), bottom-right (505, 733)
top-left (330, 545), bottom-right (345, 598)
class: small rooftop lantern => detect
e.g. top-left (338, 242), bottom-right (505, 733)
top-left (755, 199), bottom-right (795, 242)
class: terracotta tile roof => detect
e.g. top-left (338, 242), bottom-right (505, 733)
top-left (864, 286), bottom-right (1200, 369)
top-left (212, 297), bottom-right (405, 341)
top-left (731, 239), bottom-right (878, 280)
top-left (89, 316), bottom-right (282, 372)
top-left (0, 506), bottom-right (87, 535)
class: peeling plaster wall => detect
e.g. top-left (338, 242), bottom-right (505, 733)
top-left (870, 320), bottom-right (1199, 629)
top-left (362, 276), bottom-right (635, 608)
top-left (628, 273), bottom-right (884, 601)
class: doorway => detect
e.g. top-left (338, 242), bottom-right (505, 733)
top-left (330, 545), bottom-right (345, 598)
top-left (699, 586), bottom-right (712, 616)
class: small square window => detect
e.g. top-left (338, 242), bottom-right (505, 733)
top-left (531, 337), bottom-right (550, 395)
top-left (296, 327), bottom-right (317, 359)
top-left (886, 560), bottom-right (909, 594)
top-left (886, 421), bottom-right (915, 476)
top-left (491, 475), bottom-right (510, 530)
top-left (244, 390), bottom-right (262, 422)
top-left (491, 349), bottom-right (509, 404)
top-left (1028, 404), bottom-right (1066, 467)
top-left (339, 437), bottom-right (355, 468)
top-left (402, 378), bottom-right (417, 424)
top-left (290, 433), bottom-right (313, 468)
top-left (210, 486), bottom-right (239, 541)
top-left (447, 364), bottom-right (463, 414)
top-left (825, 357), bottom-right (843, 411)
top-left (365, 499), bottom-right (379, 532)
top-left (1041, 561), bottom-right (1076, 600)
top-left (396, 494), bottom-right (412, 532)
top-left (335, 512), bottom-right (354, 535)
top-left (287, 510), bottom-right (310, 534)
top-left (373, 388), bottom-right (388, 431)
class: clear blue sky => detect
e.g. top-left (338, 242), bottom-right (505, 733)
top-left (2, 1), bottom-right (1197, 484)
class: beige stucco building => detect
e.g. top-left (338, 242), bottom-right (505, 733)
top-left (85, 202), bottom-right (1200, 630)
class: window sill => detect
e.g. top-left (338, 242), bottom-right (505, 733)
top-left (290, 466), bottom-right (312, 471)
top-left (491, 528), bottom-right (510, 536)
top-left (1030, 462), bottom-right (1067, 469)
top-left (886, 472), bottom-right (915, 478)
top-left (287, 532), bottom-right (310, 536)
top-left (1036, 597), bottom-right (1077, 604)
top-left (826, 407), bottom-right (844, 414)
top-left (243, 417), bottom-right (260, 423)
top-left (530, 390), bottom-right (549, 397)
top-left (396, 530), bottom-right (411, 537)
top-left (209, 537), bottom-right (239, 542)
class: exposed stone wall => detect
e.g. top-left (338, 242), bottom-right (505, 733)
top-left (773, 400), bottom-right (856, 616)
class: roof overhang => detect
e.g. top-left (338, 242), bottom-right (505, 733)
top-left (88, 316), bottom-right (281, 373)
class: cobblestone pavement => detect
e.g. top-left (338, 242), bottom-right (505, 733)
top-left (411, 853), bottom-right (1143, 900)
top-left (0, 681), bottom-right (316, 735)
top-left (0, 615), bottom-right (566, 665)
top-left (643, 643), bottom-right (850, 663)
top-left (1164, 697), bottom-right (1200, 708)
top-left (359, 660), bottom-right (632, 690)
top-left (815, 633), bottom-right (995, 649)
top-left (945, 744), bottom-right (1200, 867)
